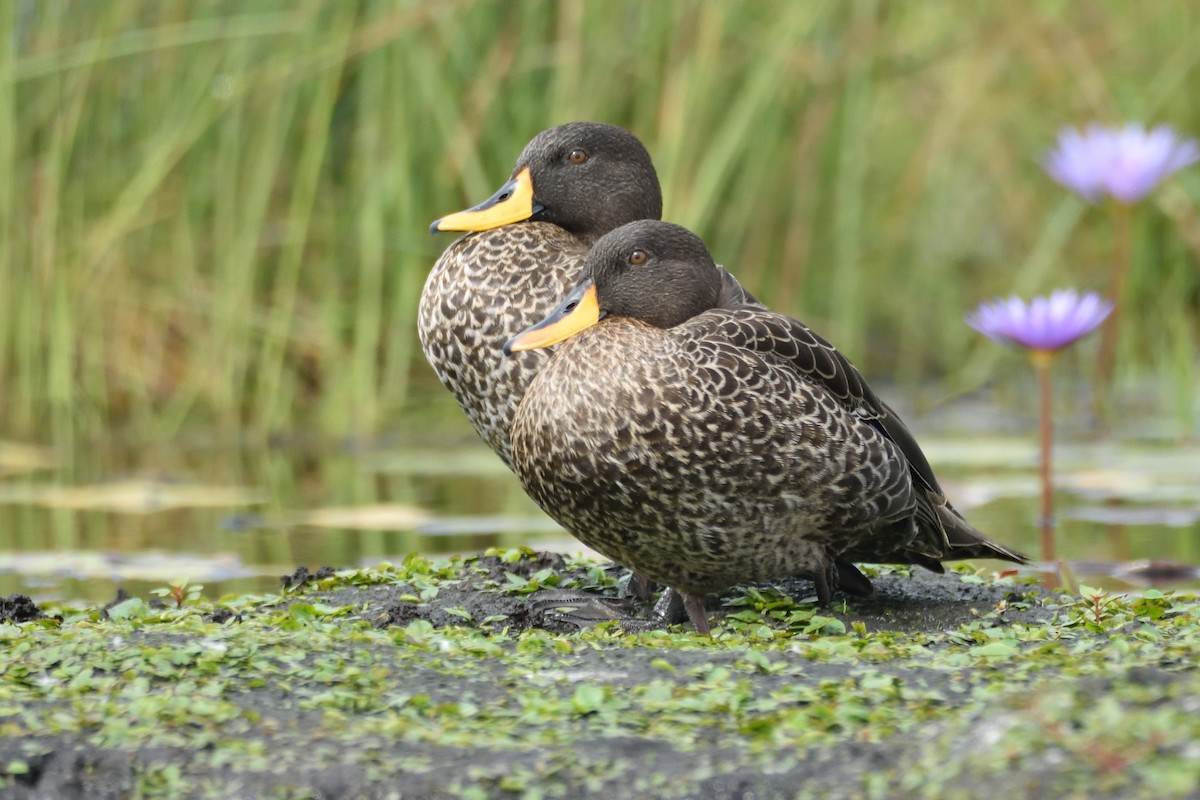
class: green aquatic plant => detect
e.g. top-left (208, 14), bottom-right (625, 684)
top-left (149, 577), bottom-right (205, 610)
top-left (1, 555), bottom-right (1199, 798)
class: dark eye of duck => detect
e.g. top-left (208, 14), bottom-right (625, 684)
top-left (628, 249), bottom-right (647, 266)
top-left (567, 149), bottom-right (588, 165)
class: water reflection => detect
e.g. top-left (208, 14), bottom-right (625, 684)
top-left (2, 414), bottom-right (1199, 604)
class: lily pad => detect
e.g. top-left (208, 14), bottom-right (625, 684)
top-left (0, 549), bottom-right (260, 582)
top-left (1, 478), bottom-right (266, 513)
top-left (0, 441), bottom-right (57, 476)
top-left (290, 503), bottom-right (433, 531)
top-left (364, 448), bottom-right (513, 477)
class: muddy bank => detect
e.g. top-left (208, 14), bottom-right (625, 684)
top-left (1, 551), bottom-right (1197, 799)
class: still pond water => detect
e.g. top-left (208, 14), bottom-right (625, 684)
top-left (2, 393), bottom-right (1199, 605)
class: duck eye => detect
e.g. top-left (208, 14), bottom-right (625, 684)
top-left (628, 250), bottom-right (647, 266)
top-left (568, 149), bottom-right (588, 165)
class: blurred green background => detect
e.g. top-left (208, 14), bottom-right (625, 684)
top-left (3, 0), bottom-right (1200, 447)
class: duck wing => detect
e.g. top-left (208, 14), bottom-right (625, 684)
top-left (708, 307), bottom-right (1027, 566)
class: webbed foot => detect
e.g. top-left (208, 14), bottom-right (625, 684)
top-left (527, 589), bottom-right (636, 628)
top-left (681, 593), bottom-right (712, 636)
top-left (834, 558), bottom-right (875, 597)
top-left (527, 586), bottom-right (694, 632)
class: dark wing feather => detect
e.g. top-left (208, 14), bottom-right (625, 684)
top-left (715, 266), bottom-right (763, 309)
top-left (709, 306), bottom-right (1028, 566)
top-left (710, 309), bottom-right (885, 421)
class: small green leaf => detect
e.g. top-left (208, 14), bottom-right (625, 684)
top-left (572, 683), bottom-right (606, 714)
top-left (287, 603), bottom-right (319, 621)
top-left (806, 616), bottom-right (846, 635)
top-left (105, 598), bottom-right (149, 621)
top-left (742, 649), bottom-right (772, 672)
top-left (971, 641), bottom-right (1018, 658)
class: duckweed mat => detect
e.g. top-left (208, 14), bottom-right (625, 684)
top-left (1, 550), bottom-right (1198, 799)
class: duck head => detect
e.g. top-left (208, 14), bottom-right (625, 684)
top-left (431, 122), bottom-right (663, 243)
top-left (503, 220), bottom-right (723, 354)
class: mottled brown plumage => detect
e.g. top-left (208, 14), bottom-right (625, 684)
top-left (421, 222), bottom-right (580, 465)
top-left (422, 123), bottom-right (669, 467)
top-left (507, 221), bottom-right (1027, 634)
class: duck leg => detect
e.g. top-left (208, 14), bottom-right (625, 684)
top-left (627, 573), bottom-right (657, 603)
top-left (813, 565), bottom-right (834, 608)
top-left (681, 593), bottom-right (711, 636)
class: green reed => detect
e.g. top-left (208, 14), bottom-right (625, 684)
top-left (2, 0), bottom-right (1198, 444)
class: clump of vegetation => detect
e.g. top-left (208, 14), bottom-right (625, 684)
top-left (149, 577), bottom-right (205, 609)
top-left (0, 551), bottom-right (1197, 797)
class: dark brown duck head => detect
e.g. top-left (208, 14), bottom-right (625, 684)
top-left (430, 122), bottom-right (663, 243)
top-left (503, 220), bottom-right (723, 354)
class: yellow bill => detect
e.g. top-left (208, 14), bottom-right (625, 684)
top-left (430, 166), bottom-right (539, 234)
top-left (503, 280), bottom-right (602, 354)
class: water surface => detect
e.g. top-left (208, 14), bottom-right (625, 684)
top-left (2, 398), bottom-right (1197, 605)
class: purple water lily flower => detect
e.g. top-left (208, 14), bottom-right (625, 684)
top-left (1044, 123), bottom-right (1199, 203)
top-left (966, 290), bottom-right (1113, 353)
top-left (969, 289), bottom-right (1114, 586)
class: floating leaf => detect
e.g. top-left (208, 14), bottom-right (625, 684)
top-left (1065, 505), bottom-right (1200, 528)
top-left (0, 550), bottom-right (257, 582)
top-left (0, 441), bottom-right (57, 476)
top-left (290, 503), bottom-right (432, 531)
top-left (415, 515), bottom-right (564, 536)
top-left (365, 449), bottom-right (512, 477)
top-left (16, 479), bottom-right (265, 513)
top-left (970, 641), bottom-right (1017, 658)
top-left (105, 597), bottom-right (149, 621)
top-left (572, 684), bottom-right (605, 714)
top-left (917, 437), bottom-right (1036, 469)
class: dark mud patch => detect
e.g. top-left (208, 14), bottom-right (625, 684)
top-left (305, 555), bottom-right (1053, 636)
top-left (279, 564), bottom-right (336, 590)
top-left (313, 552), bottom-right (615, 633)
top-left (0, 593), bottom-right (45, 624)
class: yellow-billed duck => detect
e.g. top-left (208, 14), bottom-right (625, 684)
top-left (504, 220), bottom-right (1027, 635)
top-left (423, 122), bottom-right (756, 469)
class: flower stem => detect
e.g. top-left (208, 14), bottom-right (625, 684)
top-left (1031, 350), bottom-right (1058, 588)
top-left (1095, 201), bottom-right (1133, 414)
